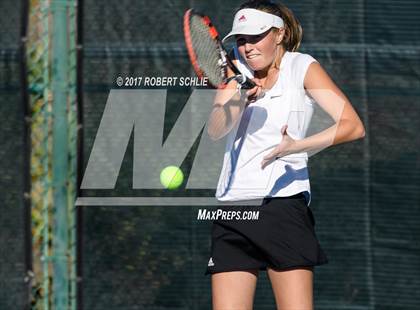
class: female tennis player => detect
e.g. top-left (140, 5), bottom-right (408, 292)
top-left (205, 1), bottom-right (365, 309)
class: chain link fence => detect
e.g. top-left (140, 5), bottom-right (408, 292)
top-left (26, 0), bottom-right (78, 308)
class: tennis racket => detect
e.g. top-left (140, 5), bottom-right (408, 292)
top-left (183, 9), bottom-right (256, 89)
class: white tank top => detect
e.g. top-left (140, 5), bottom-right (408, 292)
top-left (215, 50), bottom-right (318, 205)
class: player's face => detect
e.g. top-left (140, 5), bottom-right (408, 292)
top-left (236, 28), bottom-right (282, 72)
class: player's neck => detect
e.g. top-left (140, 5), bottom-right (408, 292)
top-left (255, 48), bottom-right (285, 88)
top-left (255, 48), bottom-right (285, 78)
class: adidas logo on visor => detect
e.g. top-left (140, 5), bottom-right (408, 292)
top-left (238, 15), bottom-right (247, 22)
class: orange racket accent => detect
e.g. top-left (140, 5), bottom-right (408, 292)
top-left (209, 26), bottom-right (219, 40)
top-left (183, 9), bottom-right (205, 79)
top-left (202, 15), bottom-right (219, 39)
top-left (202, 16), bottom-right (211, 26)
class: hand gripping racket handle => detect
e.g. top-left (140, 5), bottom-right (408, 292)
top-left (220, 43), bottom-right (257, 89)
top-left (225, 74), bottom-right (256, 89)
top-left (235, 74), bottom-right (256, 89)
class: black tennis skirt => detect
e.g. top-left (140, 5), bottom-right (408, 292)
top-left (205, 192), bottom-right (328, 275)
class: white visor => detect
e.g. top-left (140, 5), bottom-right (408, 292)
top-left (222, 8), bottom-right (284, 43)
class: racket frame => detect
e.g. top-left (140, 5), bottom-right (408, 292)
top-left (183, 9), bottom-right (255, 89)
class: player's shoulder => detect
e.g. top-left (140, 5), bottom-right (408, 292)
top-left (286, 51), bottom-right (319, 78)
top-left (286, 51), bottom-right (319, 86)
top-left (287, 51), bottom-right (318, 66)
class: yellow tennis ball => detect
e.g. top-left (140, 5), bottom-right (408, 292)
top-left (160, 166), bottom-right (184, 190)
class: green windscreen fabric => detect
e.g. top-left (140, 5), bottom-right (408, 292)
top-left (79, 1), bottom-right (420, 309)
top-left (0, 0), bottom-right (29, 309)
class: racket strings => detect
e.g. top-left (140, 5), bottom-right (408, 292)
top-left (189, 14), bottom-right (224, 86)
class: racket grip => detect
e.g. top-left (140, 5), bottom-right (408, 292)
top-left (241, 78), bottom-right (256, 89)
top-left (235, 75), bottom-right (256, 89)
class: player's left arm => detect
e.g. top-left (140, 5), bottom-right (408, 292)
top-left (261, 62), bottom-right (366, 168)
top-left (304, 62), bottom-right (366, 145)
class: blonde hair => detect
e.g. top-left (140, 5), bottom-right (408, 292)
top-left (238, 0), bottom-right (303, 52)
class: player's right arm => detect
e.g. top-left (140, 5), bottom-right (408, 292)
top-left (207, 56), bottom-right (261, 141)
